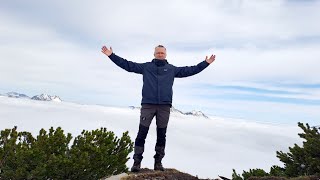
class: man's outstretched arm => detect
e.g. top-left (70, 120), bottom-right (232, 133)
top-left (174, 54), bottom-right (216, 78)
top-left (101, 46), bottom-right (144, 74)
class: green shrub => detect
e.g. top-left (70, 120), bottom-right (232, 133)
top-left (232, 169), bottom-right (244, 180)
top-left (242, 168), bottom-right (269, 179)
top-left (269, 165), bottom-right (286, 176)
top-left (277, 123), bottom-right (320, 177)
top-left (232, 168), bottom-right (269, 180)
top-left (0, 126), bottom-right (133, 179)
top-left (232, 122), bottom-right (320, 179)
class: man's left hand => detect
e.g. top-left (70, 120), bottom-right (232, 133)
top-left (205, 55), bottom-right (216, 64)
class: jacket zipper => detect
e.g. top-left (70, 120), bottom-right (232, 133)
top-left (157, 67), bottom-right (160, 104)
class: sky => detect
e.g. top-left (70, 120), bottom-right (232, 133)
top-left (1, 0), bottom-right (320, 125)
top-left (0, 96), bottom-right (302, 178)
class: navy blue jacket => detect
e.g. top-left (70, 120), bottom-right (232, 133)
top-left (108, 53), bottom-right (209, 106)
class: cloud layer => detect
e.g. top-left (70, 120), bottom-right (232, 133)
top-left (1, 0), bottom-right (320, 124)
top-left (0, 96), bottom-right (301, 178)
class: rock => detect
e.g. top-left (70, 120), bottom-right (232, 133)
top-left (103, 173), bottom-right (129, 180)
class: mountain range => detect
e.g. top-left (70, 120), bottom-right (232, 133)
top-left (0, 92), bottom-right (62, 102)
top-left (129, 106), bottom-right (209, 118)
top-left (2, 92), bottom-right (207, 117)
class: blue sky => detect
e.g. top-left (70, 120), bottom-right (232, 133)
top-left (0, 0), bottom-right (320, 125)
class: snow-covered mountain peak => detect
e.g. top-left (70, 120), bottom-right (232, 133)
top-left (50, 96), bottom-right (62, 102)
top-left (170, 106), bottom-right (184, 114)
top-left (2, 92), bottom-right (62, 102)
top-left (128, 106), bottom-right (140, 110)
top-left (184, 110), bottom-right (209, 118)
top-left (5, 92), bottom-right (30, 99)
top-left (31, 94), bottom-right (62, 102)
top-left (128, 106), bottom-right (208, 118)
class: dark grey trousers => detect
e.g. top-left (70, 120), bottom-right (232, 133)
top-left (133, 104), bottom-right (171, 163)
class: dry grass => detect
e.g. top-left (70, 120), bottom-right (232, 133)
top-left (121, 168), bottom-right (214, 180)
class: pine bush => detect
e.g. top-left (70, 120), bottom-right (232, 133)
top-left (232, 122), bottom-right (320, 179)
top-left (277, 122), bottom-right (320, 177)
top-left (0, 126), bottom-right (133, 179)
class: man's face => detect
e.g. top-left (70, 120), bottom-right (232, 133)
top-left (154, 47), bottom-right (167, 60)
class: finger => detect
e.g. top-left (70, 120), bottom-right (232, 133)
top-left (110, 47), bottom-right (113, 51)
top-left (102, 46), bottom-right (107, 52)
top-left (205, 56), bottom-right (208, 60)
top-left (212, 55), bottom-right (216, 61)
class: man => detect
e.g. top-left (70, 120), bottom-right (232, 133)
top-left (101, 45), bottom-right (215, 172)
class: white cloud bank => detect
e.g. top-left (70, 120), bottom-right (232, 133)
top-left (0, 96), bottom-right (301, 178)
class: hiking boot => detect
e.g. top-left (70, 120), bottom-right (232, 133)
top-left (131, 161), bottom-right (141, 172)
top-left (154, 161), bottom-right (164, 171)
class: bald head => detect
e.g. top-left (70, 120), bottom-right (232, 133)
top-left (154, 45), bottom-right (167, 60)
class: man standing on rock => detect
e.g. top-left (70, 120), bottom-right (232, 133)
top-left (101, 44), bottom-right (216, 172)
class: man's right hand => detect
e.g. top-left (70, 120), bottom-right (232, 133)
top-left (101, 46), bottom-right (113, 56)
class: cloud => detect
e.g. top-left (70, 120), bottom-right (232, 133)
top-left (1, 1), bottom-right (320, 124)
top-left (2, 0), bottom-right (320, 46)
top-left (0, 96), bottom-right (302, 178)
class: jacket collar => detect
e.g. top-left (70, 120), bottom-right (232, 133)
top-left (152, 59), bottom-right (168, 67)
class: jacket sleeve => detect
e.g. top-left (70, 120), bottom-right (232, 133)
top-left (108, 53), bottom-right (144, 74)
top-left (174, 60), bottom-right (209, 78)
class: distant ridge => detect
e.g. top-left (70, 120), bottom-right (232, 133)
top-left (4, 92), bottom-right (30, 99)
top-left (2, 91), bottom-right (207, 117)
top-left (2, 92), bottom-right (62, 102)
top-left (31, 94), bottom-right (62, 102)
top-left (129, 106), bottom-right (209, 118)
